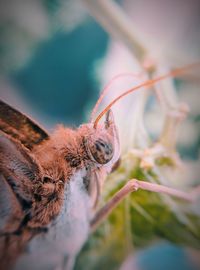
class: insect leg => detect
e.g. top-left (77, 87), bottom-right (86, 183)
top-left (90, 179), bottom-right (200, 232)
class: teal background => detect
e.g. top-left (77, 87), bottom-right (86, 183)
top-left (11, 20), bottom-right (108, 126)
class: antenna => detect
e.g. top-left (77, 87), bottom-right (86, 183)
top-left (93, 62), bottom-right (200, 129)
top-left (90, 72), bottom-right (144, 122)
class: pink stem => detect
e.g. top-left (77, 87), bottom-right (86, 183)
top-left (91, 179), bottom-right (196, 232)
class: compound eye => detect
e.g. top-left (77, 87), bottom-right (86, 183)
top-left (89, 138), bottom-right (114, 164)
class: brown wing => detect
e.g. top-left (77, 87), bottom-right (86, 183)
top-left (0, 131), bottom-right (42, 269)
top-left (0, 100), bottom-right (49, 150)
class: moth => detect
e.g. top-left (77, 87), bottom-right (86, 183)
top-left (0, 63), bottom-right (199, 270)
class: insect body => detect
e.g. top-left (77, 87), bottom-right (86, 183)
top-left (0, 63), bottom-right (199, 270)
top-left (0, 100), bottom-right (119, 270)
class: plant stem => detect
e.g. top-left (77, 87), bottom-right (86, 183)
top-left (90, 179), bottom-right (194, 232)
top-left (82, 0), bottom-right (147, 61)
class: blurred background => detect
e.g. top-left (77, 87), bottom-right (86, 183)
top-left (0, 0), bottom-right (200, 270)
top-left (0, 0), bottom-right (109, 129)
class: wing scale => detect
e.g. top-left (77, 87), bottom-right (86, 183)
top-left (0, 100), bottom-right (49, 149)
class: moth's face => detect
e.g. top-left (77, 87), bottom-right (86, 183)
top-left (79, 110), bottom-right (120, 208)
top-left (87, 134), bottom-right (114, 164)
top-left (85, 110), bottom-right (120, 166)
